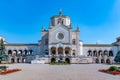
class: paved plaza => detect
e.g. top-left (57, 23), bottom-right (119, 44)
top-left (0, 64), bottom-right (120, 80)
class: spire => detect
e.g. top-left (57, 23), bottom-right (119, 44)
top-left (59, 8), bottom-right (62, 16)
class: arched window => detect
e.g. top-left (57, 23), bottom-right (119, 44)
top-left (109, 50), bottom-right (113, 57)
top-left (93, 50), bottom-right (97, 57)
top-left (88, 50), bottom-right (92, 56)
top-left (13, 50), bottom-right (17, 56)
top-left (98, 50), bottom-right (102, 56)
top-left (24, 50), bottom-right (28, 55)
top-left (18, 50), bottom-right (22, 56)
top-left (45, 39), bottom-right (48, 45)
top-left (72, 39), bottom-right (76, 45)
top-left (57, 18), bottom-right (64, 24)
top-left (51, 47), bottom-right (56, 55)
top-left (104, 50), bottom-right (108, 56)
top-left (8, 50), bottom-right (12, 55)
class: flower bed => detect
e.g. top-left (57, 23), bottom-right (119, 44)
top-left (0, 62), bottom-right (13, 64)
top-left (0, 69), bottom-right (21, 75)
top-left (99, 69), bottom-right (120, 75)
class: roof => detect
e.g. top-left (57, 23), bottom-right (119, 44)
top-left (83, 44), bottom-right (112, 47)
top-left (117, 37), bottom-right (120, 39)
top-left (4, 43), bottom-right (38, 46)
top-left (112, 42), bottom-right (120, 46)
top-left (51, 15), bottom-right (70, 19)
top-left (50, 43), bottom-right (71, 45)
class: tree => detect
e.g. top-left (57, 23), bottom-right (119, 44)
top-left (0, 38), bottom-right (8, 63)
top-left (114, 51), bottom-right (120, 63)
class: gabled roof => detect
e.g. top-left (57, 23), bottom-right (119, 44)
top-left (50, 23), bottom-right (69, 31)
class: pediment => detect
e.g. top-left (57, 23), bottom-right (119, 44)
top-left (50, 24), bottom-right (69, 32)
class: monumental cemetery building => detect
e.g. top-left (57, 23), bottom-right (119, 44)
top-left (0, 11), bottom-right (120, 64)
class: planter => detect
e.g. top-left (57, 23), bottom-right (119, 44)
top-left (99, 69), bottom-right (120, 75)
top-left (0, 69), bottom-right (21, 75)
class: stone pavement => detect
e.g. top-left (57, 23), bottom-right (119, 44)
top-left (0, 64), bottom-right (120, 80)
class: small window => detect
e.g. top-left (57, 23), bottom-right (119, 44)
top-left (57, 18), bottom-right (64, 24)
top-left (72, 39), bottom-right (76, 45)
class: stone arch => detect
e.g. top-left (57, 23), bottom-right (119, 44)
top-left (18, 50), bottom-right (22, 56)
top-left (101, 59), bottom-right (105, 63)
top-left (106, 59), bottom-right (111, 64)
top-left (72, 49), bottom-right (76, 56)
top-left (65, 58), bottom-right (70, 63)
top-left (103, 50), bottom-right (108, 56)
top-left (72, 39), bottom-right (76, 45)
top-left (8, 50), bottom-right (12, 55)
top-left (95, 58), bottom-right (99, 63)
top-left (24, 49), bottom-right (28, 55)
top-left (93, 50), bottom-right (97, 57)
top-left (98, 50), bottom-right (102, 56)
top-left (58, 47), bottom-right (63, 55)
top-left (65, 47), bottom-right (70, 55)
top-left (11, 58), bottom-right (15, 63)
top-left (51, 58), bottom-right (56, 63)
top-left (109, 50), bottom-right (113, 57)
top-left (88, 50), bottom-right (92, 56)
top-left (51, 47), bottom-right (56, 55)
top-left (13, 50), bottom-right (17, 56)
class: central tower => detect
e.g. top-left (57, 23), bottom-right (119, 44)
top-left (50, 10), bottom-right (71, 29)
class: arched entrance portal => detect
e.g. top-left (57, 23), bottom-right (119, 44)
top-left (51, 47), bottom-right (56, 55)
top-left (51, 58), bottom-right (56, 63)
top-left (65, 58), bottom-right (70, 63)
top-left (65, 47), bottom-right (70, 56)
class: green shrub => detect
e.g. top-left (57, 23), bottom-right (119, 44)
top-left (108, 66), bottom-right (118, 71)
top-left (64, 61), bottom-right (69, 64)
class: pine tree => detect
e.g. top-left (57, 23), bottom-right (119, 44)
top-left (114, 51), bottom-right (120, 63)
top-left (0, 38), bottom-right (8, 63)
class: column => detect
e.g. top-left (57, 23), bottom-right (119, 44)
top-left (70, 49), bottom-right (72, 57)
top-left (63, 48), bottom-right (65, 57)
top-left (56, 48), bottom-right (58, 56)
top-left (49, 48), bottom-right (51, 57)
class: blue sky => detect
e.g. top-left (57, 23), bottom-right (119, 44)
top-left (0, 0), bottom-right (120, 44)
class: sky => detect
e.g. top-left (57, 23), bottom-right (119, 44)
top-left (0, 0), bottom-right (120, 44)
